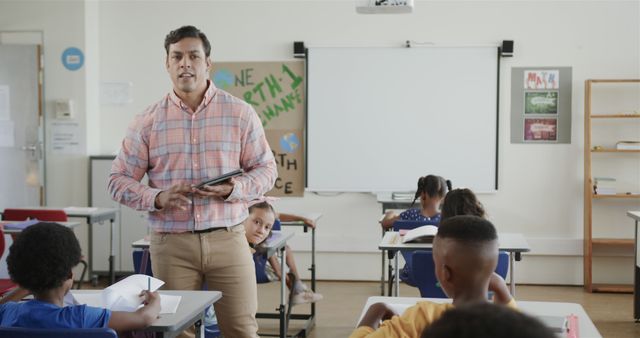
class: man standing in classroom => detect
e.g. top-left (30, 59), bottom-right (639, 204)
top-left (109, 25), bottom-right (277, 338)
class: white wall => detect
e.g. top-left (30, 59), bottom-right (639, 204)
top-left (2, 1), bottom-right (639, 285)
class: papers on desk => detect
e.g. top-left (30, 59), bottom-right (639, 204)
top-left (63, 206), bottom-right (98, 213)
top-left (71, 274), bottom-right (181, 314)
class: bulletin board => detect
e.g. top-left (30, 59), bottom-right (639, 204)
top-left (510, 67), bottom-right (572, 144)
top-left (211, 61), bottom-right (305, 196)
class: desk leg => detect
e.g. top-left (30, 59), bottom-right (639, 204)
top-left (381, 249), bottom-right (386, 296)
top-left (195, 317), bottom-right (204, 338)
top-left (509, 252), bottom-right (515, 297)
top-left (635, 220), bottom-right (639, 321)
top-left (311, 227), bottom-right (316, 319)
top-left (109, 219), bottom-right (116, 285)
top-left (87, 222), bottom-right (95, 284)
top-left (394, 253), bottom-right (400, 297)
top-left (381, 227), bottom-right (386, 296)
top-left (279, 246), bottom-right (287, 338)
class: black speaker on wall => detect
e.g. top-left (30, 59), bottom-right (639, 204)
top-left (501, 40), bottom-right (514, 57)
top-left (293, 41), bottom-right (306, 58)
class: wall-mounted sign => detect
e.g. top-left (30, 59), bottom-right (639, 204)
top-left (61, 47), bottom-right (84, 71)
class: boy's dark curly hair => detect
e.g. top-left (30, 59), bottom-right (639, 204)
top-left (7, 222), bottom-right (81, 294)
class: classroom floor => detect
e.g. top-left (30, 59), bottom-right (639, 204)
top-left (256, 281), bottom-right (640, 338)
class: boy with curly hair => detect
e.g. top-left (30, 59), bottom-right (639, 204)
top-left (0, 222), bottom-right (160, 332)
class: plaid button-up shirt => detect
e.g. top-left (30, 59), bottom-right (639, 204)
top-left (109, 82), bottom-right (277, 232)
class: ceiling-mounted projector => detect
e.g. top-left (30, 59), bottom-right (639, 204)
top-left (356, 0), bottom-right (414, 14)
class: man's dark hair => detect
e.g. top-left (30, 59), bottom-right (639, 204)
top-left (436, 215), bottom-right (497, 243)
top-left (7, 222), bottom-right (81, 294)
top-left (421, 302), bottom-right (555, 338)
top-left (164, 25), bottom-right (212, 57)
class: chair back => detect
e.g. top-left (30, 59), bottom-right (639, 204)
top-left (2, 209), bottom-right (68, 222)
top-left (0, 327), bottom-right (117, 338)
top-left (412, 250), bottom-right (510, 298)
top-left (392, 219), bottom-right (440, 286)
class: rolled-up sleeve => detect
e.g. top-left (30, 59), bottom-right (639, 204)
top-left (108, 112), bottom-right (162, 211)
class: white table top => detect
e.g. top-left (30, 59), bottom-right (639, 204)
top-left (379, 231), bottom-right (531, 253)
top-left (627, 211), bottom-right (640, 221)
top-left (73, 290), bottom-right (221, 335)
top-left (0, 220), bottom-right (82, 234)
top-left (358, 296), bottom-right (602, 338)
top-left (280, 212), bottom-right (322, 225)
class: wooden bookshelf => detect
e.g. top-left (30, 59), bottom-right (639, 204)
top-left (591, 149), bottom-right (640, 153)
top-left (592, 193), bottom-right (640, 199)
top-left (584, 78), bottom-right (640, 293)
top-left (590, 283), bottom-right (633, 293)
top-left (591, 114), bottom-right (640, 118)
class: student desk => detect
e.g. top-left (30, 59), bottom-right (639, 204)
top-left (379, 231), bottom-right (530, 297)
top-left (356, 296), bottom-right (602, 338)
top-left (0, 207), bottom-right (119, 285)
top-left (72, 290), bottom-right (221, 338)
top-left (132, 231), bottom-right (295, 338)
top-left (376, 194), bottom-right (420, 296)
top-left (0, 220), bottom-right (81, 233)
top-left (628, 210), bottom-right (640, 321)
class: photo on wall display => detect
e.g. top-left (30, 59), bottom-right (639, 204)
top-left (524, 118), bottom-right (557, 141)
top-left (524, 91), bottom-right (558, 115)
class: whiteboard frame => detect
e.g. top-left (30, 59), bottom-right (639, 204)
top-left (304, 45), bottom-right (501, 193)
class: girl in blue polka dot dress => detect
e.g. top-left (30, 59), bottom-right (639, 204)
top-left (380, 175), bottom-right (452, 229)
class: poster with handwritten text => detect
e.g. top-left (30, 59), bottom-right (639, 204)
top-left (211, 61), bottom-right (305, 196)
top-left (524, 70), bottom-right (559, 89)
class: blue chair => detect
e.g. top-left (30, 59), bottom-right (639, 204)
top-left (0, 327), bottom-right (117, 338)
top-left (411, 250), bottom-right (510, 298)
top-left (388, 219), bottom-right (439, 294)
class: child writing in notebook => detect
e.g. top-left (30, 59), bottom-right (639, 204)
top-left (0, 222), bottom-right (160, 333)
top-left (380, 174), bottom-right (451, 229)
top-left (351, 215), bottom-right (515, 338)
top-left (244, 201), bottom-right (323, 305)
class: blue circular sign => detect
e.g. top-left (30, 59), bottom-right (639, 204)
top-left (61, 47), bottom-right (84, 71)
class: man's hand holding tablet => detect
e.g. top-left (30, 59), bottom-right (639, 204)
top-left (192, 169), bottom-right (244, 199)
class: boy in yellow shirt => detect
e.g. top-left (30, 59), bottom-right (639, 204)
top-left (350, 215), bottom-right (515, 338)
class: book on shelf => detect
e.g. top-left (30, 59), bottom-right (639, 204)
top-left (616, 141), bottom-right (640, 150)
top-left (593, 177), bottom-right (616, 195)
top-left (400, 225), bottom-right (438, 243)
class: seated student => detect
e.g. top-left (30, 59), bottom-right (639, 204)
top-left (440, 188), bottom-right (510, 304)
top-left (0, 222), bottom-right (160, 333)
top-left (380, 175), bottom-right (451, 229)
top-left (421, 302), bottom-right (555, 338)
top-left (440, 187), bottom-right (486, 221)
top-left (245, 201), bottom-right (323, 305)
top-left (350, 215), bottom-right (515, 338)
top-left (379, 174), bottom-right (451, 285)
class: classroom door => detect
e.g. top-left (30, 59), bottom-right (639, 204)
top-left (0, 44), bottom-right (44, 209)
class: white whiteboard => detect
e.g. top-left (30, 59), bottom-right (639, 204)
top-left (307, 46), bottom-right (499, 192)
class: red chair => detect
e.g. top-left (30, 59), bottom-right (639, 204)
top-left (1, 209), bottom-right (88, 288)
top-left (0, 226), bottom-right (18, 295)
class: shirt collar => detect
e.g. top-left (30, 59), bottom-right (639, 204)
top-left (169, 80), bottom-right (217, 113)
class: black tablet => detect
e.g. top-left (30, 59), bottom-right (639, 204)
top-left (195, 169), bottom-right (244, 189)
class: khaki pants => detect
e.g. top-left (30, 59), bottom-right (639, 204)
top-left (150, 224), bottom-right (258, 338)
